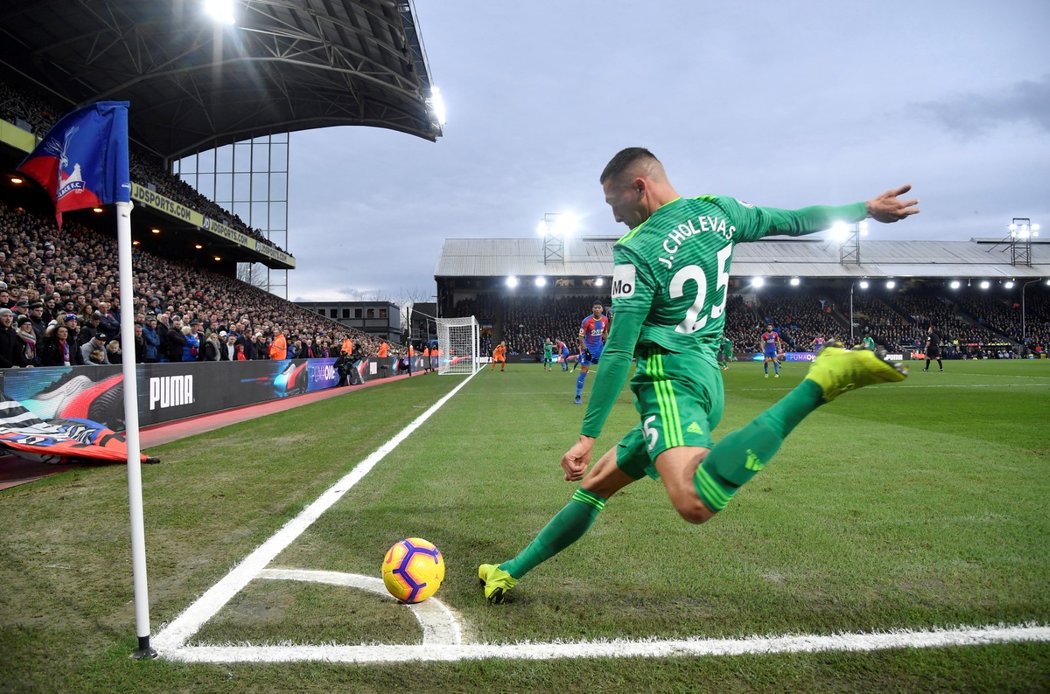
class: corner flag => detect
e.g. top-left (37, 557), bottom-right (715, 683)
top-left (16, 101), bottom-right (130, 228)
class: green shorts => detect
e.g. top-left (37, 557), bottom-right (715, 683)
top-left (616, 345), bottom-right (724, 480)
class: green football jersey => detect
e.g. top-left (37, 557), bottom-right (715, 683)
top-left (862, 336), bottom-right (876, 350)
top-left (581, 195), bottom-right (866, 438)
top-left (543, 340), bottom-right (554, 357)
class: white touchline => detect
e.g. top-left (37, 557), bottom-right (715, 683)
top-left (162, 623), bottom-right (1050, 664)
top-left (153, 368), bottom-right (482, 652)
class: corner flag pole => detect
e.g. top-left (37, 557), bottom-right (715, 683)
top-left (16, 101), bottom-right (155, 657)
top-left (116, 199), bottom-right (156, 659)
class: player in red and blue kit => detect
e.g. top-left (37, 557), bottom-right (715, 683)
top-left (575, 303), bottom-right (609, 404)
top-left (759, 324), bottom-right (783, 378)
top-left (556, 338), bottom-right (572, 371)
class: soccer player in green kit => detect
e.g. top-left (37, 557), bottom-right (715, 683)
top-left (479, 147), bottom-right (918, 603)
top-left (862, 333), bottom-right (876, 351)
top-left (543, 337), bottom-right (555, 372)
top-left (718, 335), bottom-right (733, 371)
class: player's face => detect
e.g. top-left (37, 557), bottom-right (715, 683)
top-left (602, 177), bottom-right (648, 229)
top-left (592, 305), bottom-right (603, 318)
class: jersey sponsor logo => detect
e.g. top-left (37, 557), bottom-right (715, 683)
top-left (736, 198), bottom-right (755, 209)
top-left (612, 264), bottom-right (636, 299)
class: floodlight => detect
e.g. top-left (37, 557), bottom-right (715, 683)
top-left (213, 255), bottom-right (222, 261)
top-left (595, 277), bottom-right (604, 286)
top-left (950, 280), bottom-right (960, 289)
top-left (10, 177), bottom-right (23, 184)
top-left (506, 276), bottom-right (519, 289)
top-left (551, 213), bottom-right (578, 237)
top-left (859, 220), bottom-right (870, 236)
top-left (886, 280), bottom-right (896, 289)
top-left (534, 276), bottom-right (547, 288)
top-left (859, 280), bottom-right (869, 290)
top-left (979, 280), bottom-right (990, 290)
top-left (829, 222), bottom-right (849, 243)
top-left (751, 277), bottom-right (765, 288)
top-left (789, 277), bottom-right (800, 286)
top-left (203, 0), bottom-right (235, 25)
top-left (428, 87), bottom-right (447, 127)
top-left (1004, 280), bottom-right (1015, 289)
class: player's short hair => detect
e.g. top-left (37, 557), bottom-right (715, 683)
top-left (600, 147), bottom-right (660, 184)
top-left (593, 302), bottom-right (603, 309)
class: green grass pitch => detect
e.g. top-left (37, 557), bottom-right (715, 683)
top-left (2, 359), bottom-right (1049, 691)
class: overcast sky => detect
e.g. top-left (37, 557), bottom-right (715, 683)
top-left (285, 0), bottom-right (1050, 303)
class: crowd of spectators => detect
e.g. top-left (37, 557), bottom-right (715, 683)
top-left (0, 201), bottom-right (382, 369)
top-left (1, 80), bottom-right (284, 253)
top-left (445, 285), bottom-right (1050, 361)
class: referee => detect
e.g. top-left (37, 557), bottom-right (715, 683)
top-left (923, 325), bottom-right (943, 372)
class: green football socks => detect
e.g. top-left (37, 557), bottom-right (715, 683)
top-left (499, 487), bottom-right (606, 579)
top-left (695, 380), bottom-right (824, 512)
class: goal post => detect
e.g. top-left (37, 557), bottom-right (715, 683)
top-left (436, 316), bottom-right (479, 375)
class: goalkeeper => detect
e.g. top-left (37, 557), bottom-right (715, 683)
top-left (479, 147), bottom-right (918, 603)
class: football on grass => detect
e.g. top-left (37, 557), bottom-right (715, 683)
top-left (381, 537), bottom-right (445, 603)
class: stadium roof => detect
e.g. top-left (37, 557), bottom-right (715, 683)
top-left (435, 237), bottom-right (1050, 280)
top-left (0, 0), bottom-right (441, 159)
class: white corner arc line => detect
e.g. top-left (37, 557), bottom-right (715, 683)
top-left (160, 623), bottom-right (1050, 664)
top-left (258, 568), bottom-right (463, 645)
top-left (153, 368), bottom-right (482, 652)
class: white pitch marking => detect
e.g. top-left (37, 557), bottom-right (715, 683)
top-left (161, 623), bottom-right (1050, 664)
top-left (153, 368), bottom-right (482, 652)
top-left (258, 568), bottom-right (462, 645)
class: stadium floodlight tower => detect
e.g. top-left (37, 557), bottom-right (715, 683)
top-left (538, 212), bottom-right (578, 265)
top-left (1008, 218), bottom-right (1039, 267)
top-left (833, 220), bottom-right (868, 265)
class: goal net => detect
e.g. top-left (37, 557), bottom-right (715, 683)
top-left (436, 316), bottom-right (479, 375)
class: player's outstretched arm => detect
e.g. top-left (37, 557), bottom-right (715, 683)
top-left (866, 184), bottom-right (920, 223)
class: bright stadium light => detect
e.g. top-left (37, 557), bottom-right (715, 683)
top-left (534, 276), bottom-right (547, 288)
top-left (428, 86), bottom-right (447, 127)
top-left (203, 0), bottom-right (235, 25)
top-left (950, 280), bottom-right (961, 289)
top-left (859, 280), bottom-right (869, 290)
top-left (1005, 280), bottom-right (1015, 289)
top-left (506, 275), bottom-right (519, 289)
top-left (751, 277), bottom-right (765, 289)
top-left (789, 277), bottom-right (801, 286)
top-left (829, 222), bottom-right (850, 244)
top-left (980, 280), bottom-right (991, 290)
top-left (595, 277), bottom-right (604, 286)
top-left (886, 280), bottom-right (896, 289)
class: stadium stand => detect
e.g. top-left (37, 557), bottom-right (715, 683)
top-left (1, 80), bottom-right (284, 252)
top-left (0, 201), bottom-right (384, 363)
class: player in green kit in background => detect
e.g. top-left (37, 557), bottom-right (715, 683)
top-left (862, 334), bottom-right (876, 351)
top-left (478, 147), bottom-right (918, 603)
top-left (718, 336), bottom-right (733, 371)
top-left (543, 337), bottom-right (555, 372)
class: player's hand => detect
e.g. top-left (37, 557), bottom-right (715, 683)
top-left (865, 184), bottom-right (919, 223)
top-left (560, 436), bottom-right (594, 482)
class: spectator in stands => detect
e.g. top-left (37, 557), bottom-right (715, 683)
top-left (28, 302), bottom-right (46, 341)
top-left (164, 318), bottom-right (186, 362)
top-left (188, 319), bottom-right (206, 360)
top-left (15, 314), bottom-right (37, 366)
top-left (181, 325), bottom-right (200, 362)
top-left (38, 323), bottom-right (83, 367)
top-left (202, 330), bottom-right (222, 361)
top-left (268, 326), bottom-right (287, 360)
top-left (253, 332), bottom-right (269, 360)
top-left (81, 332), bottom-right (110, 365)
top-left (63, 313), bottom-right (81, 345)
top-left (106, 339), bottom-right (122, 364)
top-left (0, 308), bottom-right (29, 368)
top-left (220, 332), bottom-right (237, 361)
top-left (142, 316), bottom-right (160, 362)
top-left (79, 311), bottom-right (104, 345)
top-left (131, 323), bottom-right (146, 363)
